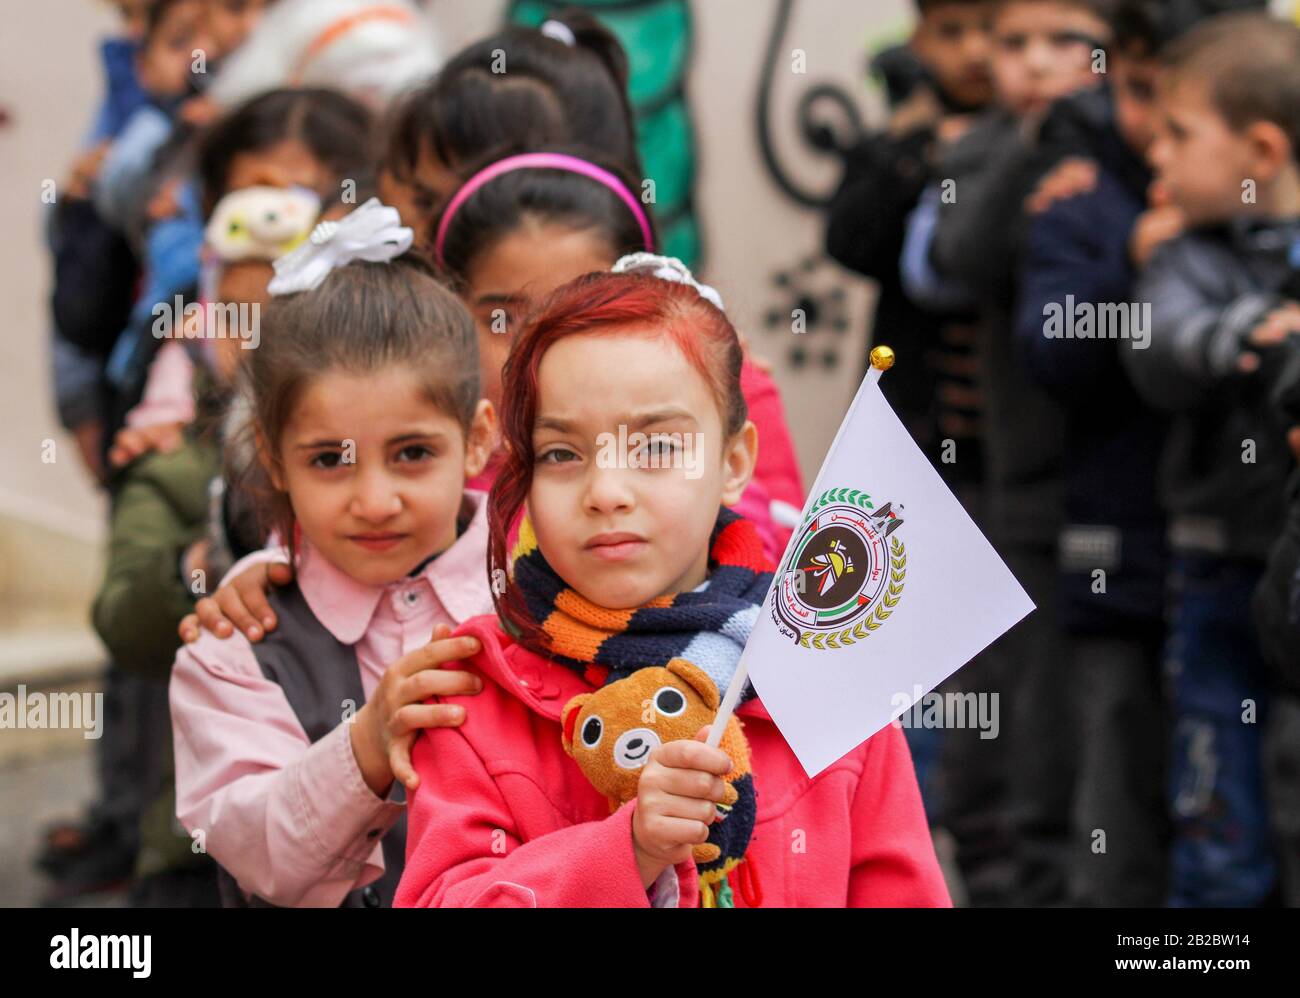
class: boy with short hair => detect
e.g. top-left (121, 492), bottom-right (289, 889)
top-left (1124, 11), bottom-right (1300, 906)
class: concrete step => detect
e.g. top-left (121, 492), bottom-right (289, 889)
top-left (0, 616), bottom-right (104, 692)
top-left (0, 499), bottom-right (106, 690)
top-left (0, 499), bottom-right (102, 613)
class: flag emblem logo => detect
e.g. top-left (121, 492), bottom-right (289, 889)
top-left (772, 488), bottom-right (906, 651)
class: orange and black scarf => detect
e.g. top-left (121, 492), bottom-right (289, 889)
top-left (508, 508), bottom-right (773, 695)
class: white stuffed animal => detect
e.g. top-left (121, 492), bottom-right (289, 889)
top-left (205, 186), bottom-right (321, 263)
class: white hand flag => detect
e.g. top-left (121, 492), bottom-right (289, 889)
top-left (711, 352), bottom-right (1034, 776)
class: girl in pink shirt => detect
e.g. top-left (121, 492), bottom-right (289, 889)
top-left (170, 206), bottom-right (498, 907)
top-left (395, 263), bottom-right (950, 908)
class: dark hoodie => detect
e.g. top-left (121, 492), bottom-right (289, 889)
top-left (1014, 85), bottom-right (1167, 634)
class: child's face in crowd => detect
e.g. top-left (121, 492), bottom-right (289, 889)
top-left (991, 1), bottom-right (1109, 117)
top-left (1110, 50), bottom-right (1162, 158)
top-left (378, 144), bottom-right (462, 234)
top-left (527, 332), bottom-right (757, 609)
top-left (912, 2), bottom-right (995, 109)
top-left (204, 0), bottom-right (271, 59)
top-left (136, 0), bottom-right (210, 100)
top-left (463, 221), bottom-right (616, 410)
top-left (270, 365), bottom-right (494, 586)
top-left (225, 139), bottom-right (331, 198)
top-left (1147, 77), bottom-right (1267, 225)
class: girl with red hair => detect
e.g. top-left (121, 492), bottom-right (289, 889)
top-left (394, 266), bottom-right (950, 908)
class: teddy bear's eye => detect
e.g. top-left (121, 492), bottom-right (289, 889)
top-left (581, 715), bottom-right (603, 748)
top-left (654, 687), bottom-right (686, 717)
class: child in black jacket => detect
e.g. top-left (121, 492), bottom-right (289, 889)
top-left (826, 0), bottom-right (993, 492)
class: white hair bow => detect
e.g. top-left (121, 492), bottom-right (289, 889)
top-left (611, 252), bottom-right (725, 312)
top-left (267, 197), bottom-right (414, 296)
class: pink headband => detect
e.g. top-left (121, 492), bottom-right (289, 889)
top-left (433, 152), bottom-right (655, 267)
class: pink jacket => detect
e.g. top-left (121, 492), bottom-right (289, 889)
top-left (736, 358), bottom-right (805, 559)
top-left (396, 616), bottom-right (951, 908)
top-left (740, 358), bottom-right (804, 513)
top-left (170, 491), bottom-right (494, 907)
top-left (466, 358), bottom-right (806, 562)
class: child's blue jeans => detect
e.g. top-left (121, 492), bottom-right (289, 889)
top-left (1165, 552), bottom-right (1277, 906)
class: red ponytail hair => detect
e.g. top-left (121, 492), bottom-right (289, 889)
top-left (487, 270), bottom-right (748, 644)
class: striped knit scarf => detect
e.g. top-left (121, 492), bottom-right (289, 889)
top-left (509, 507), bottom-right (774, 698)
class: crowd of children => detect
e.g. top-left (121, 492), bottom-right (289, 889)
top-left (830, 0), bottom-right (1300, 908)
top-left (36, 0), bottom-right (1300, 907)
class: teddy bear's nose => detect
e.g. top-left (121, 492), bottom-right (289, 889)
top-left (627, 738), bottom-right (643, 750)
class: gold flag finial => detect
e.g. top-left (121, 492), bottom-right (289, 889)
top-left (869, 345), bottom-right (895, 371)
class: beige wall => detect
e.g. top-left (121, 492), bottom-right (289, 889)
top-left (0, 0), bottom-right (117, 547)
top-left (0, 0), bottom-right (911, 576)
top-left (688, 0), bottom-right (908, 482)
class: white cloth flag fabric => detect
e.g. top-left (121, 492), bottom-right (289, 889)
top-left (735, 367), bottom-right (1034, 777)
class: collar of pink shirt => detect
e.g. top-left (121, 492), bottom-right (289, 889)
top-left (294, 489), bottom-right (491, 645)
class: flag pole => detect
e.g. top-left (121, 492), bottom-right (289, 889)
top-left (706, 345), bottom-right (896, 748)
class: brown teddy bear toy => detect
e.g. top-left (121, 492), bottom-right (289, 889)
top-left (561, 659), bottom-right (760, 907)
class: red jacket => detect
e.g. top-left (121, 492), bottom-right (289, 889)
top-left (395, 616), bottom-right (951, 908)
top-left (739, 357), bottom-right (805, 515)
